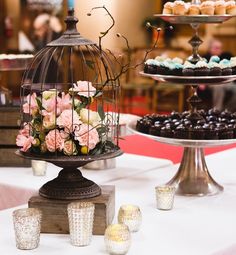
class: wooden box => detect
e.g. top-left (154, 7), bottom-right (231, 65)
top-left (0, 106), bottom-right (31, 167)
top-left (28, 185), bottom-right (115, 235)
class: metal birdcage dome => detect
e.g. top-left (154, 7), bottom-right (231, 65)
top-left (16, 8), bottom-right (122, 200)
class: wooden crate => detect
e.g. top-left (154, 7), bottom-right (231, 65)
top-left (0, 106), bottom-right (31, 167)
top-left (29, 185), bottom-right (115, 235)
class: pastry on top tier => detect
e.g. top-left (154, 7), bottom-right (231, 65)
top-left (172, 1), bottom-right (188, 15)
top-left (226, 1), bottom-right (236, 14)
top-left (214, 1), bottom-right (227, 14)
top-left (200, 1), bottom-right (215, 15)
top-left (163, 2), bottom-right (174, 14)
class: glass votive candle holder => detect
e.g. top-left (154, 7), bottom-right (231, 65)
top-left (118, 204), bottom-right (142, 232)
top-left (155, 185), bottom-right (176, 210)
top-left (104, 224), bottom-right (131, 255)
top-left (13, 208), bottom-right (42, 250)
top-left (67, 202), bottom-right (95, 246)
top-left (31, 160), bottom-right (47, 176)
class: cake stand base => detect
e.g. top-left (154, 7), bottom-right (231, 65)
top-left (167, 147), bottom-right (223, 196)
top-left (39, 166), bottom-right (101, 200)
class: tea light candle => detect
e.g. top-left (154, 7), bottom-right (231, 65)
top-left (13, 208), bottom-right (42, 250)
top-left (31, 160), bottom-right (47, 176)
top-left (155, 186), bottom-right (176, 210)
top-left (118, 204), bottom-right (142, 232)
top-left (104, 224), bottom-right (131, 255)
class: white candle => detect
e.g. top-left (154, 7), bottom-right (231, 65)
top-left (118, 204), bottom-right (142, 232)
top-left (31, 160), bottom-right (47, 176)
top-left (155, 186), bottom-right (176, 210)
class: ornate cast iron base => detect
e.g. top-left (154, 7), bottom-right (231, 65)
top-left (167, 147), bottom-right (223, 196)
top-left (16, 149), bottom-right (123, 200)
top-left (39, 166), bottom-right (101, 200)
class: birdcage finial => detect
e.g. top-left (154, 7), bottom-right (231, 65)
top-left (64, 7), bottom-right (79, 35)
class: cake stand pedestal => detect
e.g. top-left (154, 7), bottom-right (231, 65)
top-left (167, 147), bottom-right (223, 196)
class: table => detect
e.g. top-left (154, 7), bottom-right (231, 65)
top-left (1, 148), bottom-right (236, 254)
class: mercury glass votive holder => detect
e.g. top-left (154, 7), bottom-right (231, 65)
top-left (31, 160), bottom-right (47, 176)
top-left (104, 224), bottom-right (131, 255)
top-left (118, 204), bottom-right (142, 232)
top-left (67, 202), bottom-right (95, 246)
top-left (155, 186), bottom-right (176, 210)
top-left (13, 208), bottom-right (42, 250)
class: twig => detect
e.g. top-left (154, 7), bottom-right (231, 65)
top-left (87, 5), bottom-right (115, 51)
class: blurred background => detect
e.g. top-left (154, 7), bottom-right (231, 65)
top-left (0, 0), bottom-right (236, 115)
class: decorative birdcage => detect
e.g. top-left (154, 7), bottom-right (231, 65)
top-left (16, 9), bottom-right (122, 200)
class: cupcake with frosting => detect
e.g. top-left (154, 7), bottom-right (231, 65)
top-left (208, 62), bottom-right (222, 76)
top-left (209, 55), bottom-right (221, 63)
top-left (163, 2), bottom-right (174, 14)
top-left (182, 61), bottom-right (195, 76)
top-left (200, 1), bottom-right (215, 15)
top-left (226, 1), bottom-right (236, 14)
top-left (220, 59), bottom-right (232, 76)
top-left (173, 57), bottom-right (184, 65)
top-left (230, 57), bottom-right (236, 74)
top-left (214, 1), bottom-right (226, 15)
top-left (144, 59), bottom-right (158, 74)
top-left (188, 4), bottom-right (201, 15)
top-left (173, 1), bottom-right (188, 15)
top-left (195, 60), bottom-right (210, 76)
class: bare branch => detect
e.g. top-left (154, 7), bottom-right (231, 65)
top-left (87, 5), bottom-right (115, 50)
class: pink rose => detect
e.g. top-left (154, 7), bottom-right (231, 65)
top-left (57, 109), bottom-right (81, 132)
top-left (42, 96), bottom-right (61, 116)
top-left (16, 134), bottom-right (34, 152)
top-left (23, 93), bottom-right (38, 116)
top-left (72, 81), bottom-right (96, 98)
top-left (19, 123), bottom-right (31, 137)
top-left (59, 92), bottom-right (72, 112)
top-left (45, 129), bottom-right (64, 152)
top-left (74, 124), bottom-right (100, 150)
top-left (63, 140), bottom-right (78, 156)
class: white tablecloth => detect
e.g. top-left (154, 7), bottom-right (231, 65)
top-left (0, 153), bottom-right (172, 210)
top-left (1, 149), bottom-right (236, 254)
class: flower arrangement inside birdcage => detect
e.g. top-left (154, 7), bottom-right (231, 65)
top-left (16, 8), bottom-right (120, 159)
top-left (16, 80), bottom-right (118, 157)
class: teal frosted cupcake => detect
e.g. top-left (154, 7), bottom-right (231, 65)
top-left (209, 55), bottom-right (220, 63)
top-left (220, 59), bottom-right (232, 76)
top-left (208, 62), bottom-right (222, 76)
top-left (144, 59), bottom-right (158, 74)
top-left (182, 61), bottom-right (195, 76)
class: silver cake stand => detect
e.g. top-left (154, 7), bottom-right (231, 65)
top-left (154, 15), bottom-right (236, 63)
top-left (140, 72), bottom-right (236, 86)
top-left (128, 120), bottom-right (236, 196)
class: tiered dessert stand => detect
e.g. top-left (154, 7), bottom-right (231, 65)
top-left (129, 12), bottom-right (236, 196)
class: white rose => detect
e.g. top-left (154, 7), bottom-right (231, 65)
top-left (63, 140), bottom-right (78, 156)
top-left (42, 89), bottom-right (58, 100)
top-left (80, 109), bottom-right (101, 127)
top-left (43, 114), bottom-right (56, 130)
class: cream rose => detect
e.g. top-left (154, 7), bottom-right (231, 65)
top-left (42, 89), bottom-right (58, 100)
top-left (43, 114), bottom-right (56, 130)
top-left (63, 140), bottom-right (78, 156)
top-left (80, 109), bottom-right (101, 127)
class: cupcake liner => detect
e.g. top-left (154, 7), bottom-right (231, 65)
top-left (215, 6), bottom-right (226, 15)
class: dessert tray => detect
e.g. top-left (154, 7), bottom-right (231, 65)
top-left (140, 72), bottom-right (236, 85)
top-left (128, 119), bottom-right (236, 196)
top-left (154, 14), bottom-right (236, 24)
